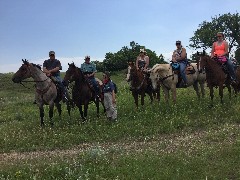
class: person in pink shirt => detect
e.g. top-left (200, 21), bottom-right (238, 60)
top-left (211, 32), bottom-right (236, 83)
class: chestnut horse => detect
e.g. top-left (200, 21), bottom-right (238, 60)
top-left (12, 59), bottom-right (71, 127)
top-left (64, 63), bottom-right (104, 122)
top-left (126, 64), bottom-right (160, 101)
top-left (127, 62), bottom-right (155, 108)
top-left (197, 51), bottom-right (231, 105)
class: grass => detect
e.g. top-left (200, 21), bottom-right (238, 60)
top-left (1, 71), bottom-right (240, 179)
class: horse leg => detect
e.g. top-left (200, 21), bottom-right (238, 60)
top-left (141, 92), bottom-right (145, 106)
top-left (49, 103), bottom-right (54, 127)
top-left (66, 101), bottom-right (71, 117)
top-left (162, 87), bottom-right (169, 104)
top-left (95, 99), bottom-right (100, 118)
top-left (148, 91), bottom-right (153, 104)
top-left (227, 84), bottom-right (232, 100)
top-left (78, 105), bottom-right (85, 122)
top-left (171, 87), bottom-right (177, 104)
top-left (39, 106), bottom-right (44, 127)
top-left (55, 103), bottom-right (62, 116)
top-left (132, 92), bottom-right (138, 108)
top-left (200, 82), bottom-right (205, 98)
top-left (157, 85), bottom-right (160, 102)
top-left (209, 85), bottom-right (214, 106)
top-left (83, 103), bottom-right (88, 120)
top-left (193, 81), bottom-right (200, 99)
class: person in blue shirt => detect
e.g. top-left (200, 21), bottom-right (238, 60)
top-left (81, 55), bottom-right (100, 98)
top-left (102, 71), bottom-right (117, 121)
top-left (43, 51), bottom-right (68, 102)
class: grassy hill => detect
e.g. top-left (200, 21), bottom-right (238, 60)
top-left (1, 72), bottom-right (240, 179)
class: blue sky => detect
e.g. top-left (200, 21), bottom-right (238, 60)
top-left (0, 0), bottom-right (239, 73)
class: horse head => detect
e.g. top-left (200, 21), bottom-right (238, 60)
top-left (149, 64), bottom-right (161, 90)
top-left (126, 61), bottom-right (135, 82)
top-left (197, 51), bottom-right (208, 73)
top-left (12, 59), bottom-right (32, 83)
top-left (64, 62), bottom-right (83, 84)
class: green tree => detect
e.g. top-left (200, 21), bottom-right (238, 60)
top-left (102, 41), bottom-right (167, 72)
top-left (189, 12), bottom-right (240, 53)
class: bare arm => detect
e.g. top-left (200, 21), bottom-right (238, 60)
top-left (144, 56), bottom-right (149, 70)
top-left (136, 57), bottom-right (139, 69)
top-left (211, 42), bottom-right (215, 58)
top-left (172, 51), bottom-right (177, 62)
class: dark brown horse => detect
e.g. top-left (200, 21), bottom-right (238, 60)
top-left (197, 51), bottom-right (231, 105)
top-left (64, 63), bottom-right (104, 122)
top-left (12, 59), bottom-right (71, 127)
top-left (127, 62), bottom-right (155, 108)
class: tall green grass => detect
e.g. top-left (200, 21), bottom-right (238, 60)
top-left (1, 72), bottom-right (240, 179)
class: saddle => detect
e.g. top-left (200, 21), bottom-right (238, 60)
top-left (171, 62), bottom-right (196, 88)
top-left (214, 57), bottom-right (228, 74)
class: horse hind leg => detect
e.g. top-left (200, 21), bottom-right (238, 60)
top-left (49, 103), bottom-right (54, 127)
top-left (39, 107), bottom-right (44, 127)
top-left (55, 103), bottom-right (62, 116)
top-left (193, 81), bottom-right (200, 99)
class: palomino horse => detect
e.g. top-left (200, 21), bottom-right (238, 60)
top-left (12, 59), bottom-right (71, 127)
top-left (149, 62), bottom-right (206, 104)
top-left (126, 62), bottom-right (156, 108)
top-left (64, 63), bottom-right (104, 121)
top-left (197, 51), bottom-right (231, 105)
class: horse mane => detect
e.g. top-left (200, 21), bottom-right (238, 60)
top-left (32, 63), bottom-right (42, 70)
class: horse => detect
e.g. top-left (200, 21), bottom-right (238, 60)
top-left (12, 59), bottom-right (71, 127)
top-left (126, 62), bottom-right (158, 108)
top-left (63, 63), bottom-right (105, 122)
top-left (149, 62), bottom-right (206, 104)
top-left (126, 63), bottom-right (161, 102)
top-left (197, 51), bottom-right (232, 105)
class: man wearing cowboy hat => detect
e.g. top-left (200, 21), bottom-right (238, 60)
top-left (81, 55), bottom-right (100, 98)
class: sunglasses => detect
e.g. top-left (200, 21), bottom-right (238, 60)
top-left (50, 54), bottom-right (55, 56)
top-left (176, 43), bottom-right (181, 45)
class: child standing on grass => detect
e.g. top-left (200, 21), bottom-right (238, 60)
top-left (102, 71), bottom-right (117, 121)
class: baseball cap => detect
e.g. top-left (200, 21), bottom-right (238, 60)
top-left (49, 51), bottom-right (55, 56)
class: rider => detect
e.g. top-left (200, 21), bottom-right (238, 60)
top-left (43, 51), bottom-right (69, 102)
top-left (134, 48), bottom-right (152, 91)
top-left (80, 55), bottom-right (100, 98)
top-left (136, 48), bottom-right (149, 72)
top-left (172, 40), bottom-right (188, 86)
top-left (211, 32), bottom-right (236, 83)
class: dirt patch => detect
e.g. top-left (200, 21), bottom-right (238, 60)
top-left (1, 123), bottom-right (239, 165)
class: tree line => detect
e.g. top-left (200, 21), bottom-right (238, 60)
top-left (92, 12), bottom-right (240, 72)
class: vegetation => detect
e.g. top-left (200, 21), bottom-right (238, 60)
top-left (189, 12), bottom-right (240, 61)
top-left (93, 41), bottom-right (167, 72)
top-left (1, 71), bottom-right (240, 179)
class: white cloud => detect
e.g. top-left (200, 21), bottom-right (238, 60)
top-left (0, 56), bottom-right (104, 73)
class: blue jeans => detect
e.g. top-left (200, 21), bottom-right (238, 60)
top-left (88, 77), bottom-right (99, 95)
top-left (54, 75), bottom-right (68, 97)
top-left (179, 61), bottom-right (187, 83)
top-left (226, 58), bottom-right (236, 80)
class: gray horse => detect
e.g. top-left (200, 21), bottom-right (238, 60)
top-left (12, 59), bottom-right (70, 127)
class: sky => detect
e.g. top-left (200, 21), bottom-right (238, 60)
top-left (0, 0), bottom-right (239, 73)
